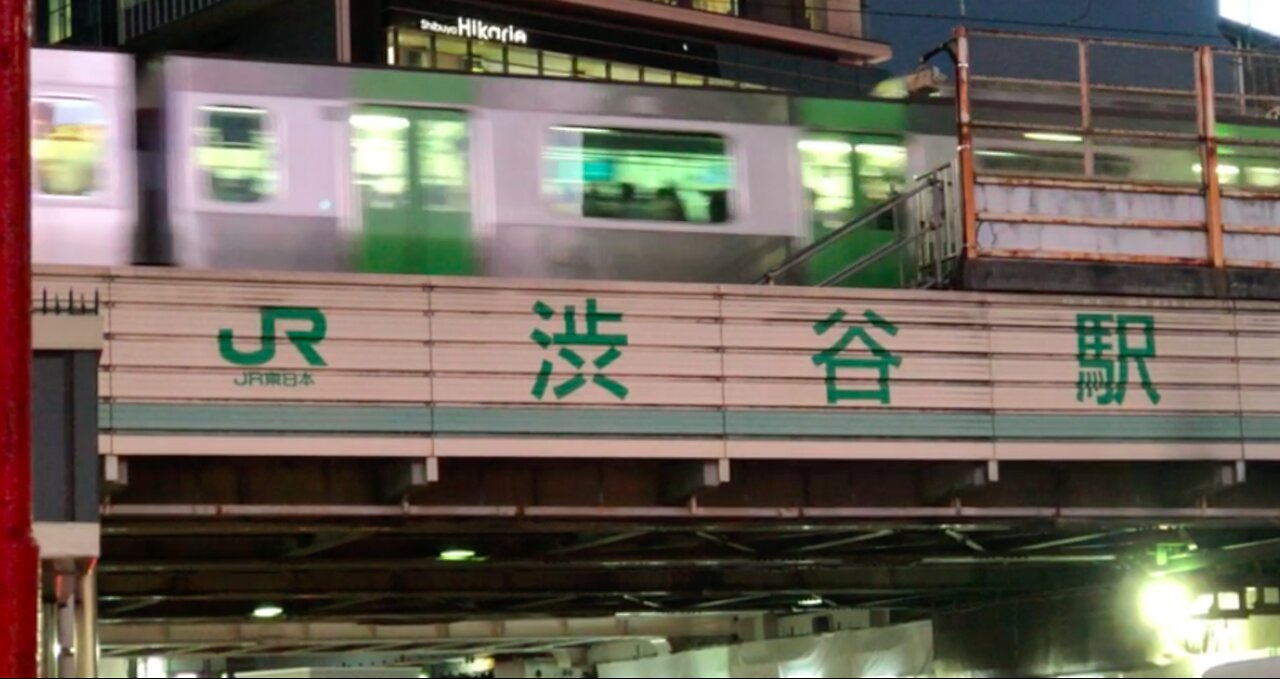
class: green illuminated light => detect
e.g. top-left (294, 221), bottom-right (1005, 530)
top-left (439, 548), bottom-right (478, 562)
top-left (252, 604), bottom-right (284, 620)
top-left (1024, 132), bottom-right (1084, 143)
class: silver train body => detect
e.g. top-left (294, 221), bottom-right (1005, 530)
top-left (40, 47), bottom-right (914, 284)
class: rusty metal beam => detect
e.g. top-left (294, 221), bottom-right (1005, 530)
top-left (543, 531), bottom-right (652, 557)
top-left (794, 530), bottom-right (897, 555)
top-left (955, 26), bottom-right (979, 262)
top-left (1198, 45), bottom-right (1226, 269)
top-left (283, 531), bottom-right (376, 559)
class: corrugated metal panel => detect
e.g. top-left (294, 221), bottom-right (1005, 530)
top-left (433, 346), bottom-right (722, 378)
top-left (435, 438), bottom-right (724, 459)
top-left (433, 376), bottom-right (723, 407)
top-left (107, 337), bottom-right (431, 372)
top-left (725, 411), bottom-right (994, 437)
top-left (435, 407), bottom-right (723, 436)
top-left (109, 435), bottom-right (434, 458)
top-left (111, 307), bottom-right (432, 342)
top-left (109, 370), bottom-right (433, 403)
top-left (728, 440), bottom-right (996, 461)
top-left (995, 414), bottom-right (1243, 440)
top-left (106, 403), bottom-right (433, 433)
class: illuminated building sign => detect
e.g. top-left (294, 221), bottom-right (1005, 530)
top-left (419, 17), bottom-right (529, 44)
top-left (1221, 0), bottom-right (1280, 38)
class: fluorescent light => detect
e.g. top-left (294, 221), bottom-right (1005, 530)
top-left (1192, 163), bottom-right (1241, 177)
top-left (252, 604), bottom-right (284, 620)
top-left (799, 139), bottom-right (854, 154)
top-left (1024, 132), bottom-right (1084, 143)
top-left (551, 126), bottom-right (613, 134)
top-left (1139, 578), bottom-right (1191, 628)
top-left (439, 548), bottom-right (477, 562)
top-left (977, 150), bottom-right (1019, 158)
top-left (350, 114), bottom-right (410, 132)
top-left (855, 143), bottom-right (906, 159)
top-left (200, 105), bottom-right (267, 116)
top-left (797, 595), bottom-right (824, 607)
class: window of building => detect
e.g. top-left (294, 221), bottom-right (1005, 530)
top-left (651, 0), bottom-right (739, 15)
top-left (47, 0), bottom-right (72, 43)
top-left (508, 46), bottom-right (539, 75)
top-left (197, 106), bottom-right (278, 204)
top-left (543, 126), bottom-right (734, 224)
top-left (31, 97), bottom-right (107, 197)
top-left (389, 25), bottom-right (764, 91)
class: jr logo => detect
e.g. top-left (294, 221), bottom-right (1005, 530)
top-left (218, 307), bottom-right (328, 367)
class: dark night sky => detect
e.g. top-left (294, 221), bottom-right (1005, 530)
top-left (868, 0), bottom-right (1231, 74)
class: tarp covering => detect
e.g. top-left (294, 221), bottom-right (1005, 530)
top-left (598, 621), bottom-right (933, 678)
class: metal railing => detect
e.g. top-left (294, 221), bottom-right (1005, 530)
top-left (33, 289), bottom-right (101, 317)
top-left (756, 162), bottom-right (961, 288)
top-left (938, 28), bottom-right (1280, 270)
top-left (119, 0), bottom-right (227, 42)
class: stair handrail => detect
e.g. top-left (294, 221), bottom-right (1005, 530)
top-left (755, 162), bottom-right (954, 286)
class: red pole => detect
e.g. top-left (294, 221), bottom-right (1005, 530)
top-left (0, 0), bottom-right (36, 674)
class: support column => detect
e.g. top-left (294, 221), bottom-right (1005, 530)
top-left (0, 0), bottom-right (37, 674)
top-left (953, 27), bottom-right (978, 262)
top-left (41, 602), bottom-right (56, 678)
top-left (75, 566), bottom-right (97, 679)
top-left (54, 575), bottom-right (76, 679)
top-left (1197, 45), bottom-right (1226, 269)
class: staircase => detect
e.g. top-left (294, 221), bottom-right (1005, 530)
top-left (757, 162), bottom-right (962, 289)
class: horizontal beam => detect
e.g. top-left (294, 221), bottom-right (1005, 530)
top-left (101, 503), bottom-right (1280, 522)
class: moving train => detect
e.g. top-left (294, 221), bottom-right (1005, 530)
top-left (31, 47), bottom-right (1280, 285)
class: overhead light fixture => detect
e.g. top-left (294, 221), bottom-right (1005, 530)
top-left (798, 139), bottom-right (854, 155)
top-left (1139, 577), bottom-right (1192, 628)
top-left (349, 114), bottom-right (410, 132)
top-left (1024, 132), bottom-right (1084, 143)
top-left (438, 548), bottom-right (478, 562)
top-left (1193, 163), bottom-right (1242, 178)
top-left (855, 143), bottom-right (906, 159)
top-left (551, 125), bottom-right (613, 135)
top-left (797, 595), bottom-right (824, 607)
top-left (252, 604), bottom-right (284, 620)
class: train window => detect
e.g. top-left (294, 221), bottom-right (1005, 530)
top-left (543, 126), bottom-right (734, 225)
top-left (351, 112), bottom-right (410, 210)
top-left (799, 136), bottom-right (907, 231)
top-left (32, 97), bottom-right (107, 197)
top-left (416, 113), bottom-right (469, 212)
top-left (799, 138), bottom-right (855, 231)
top-left (198, 106), bottom-right (278, 203)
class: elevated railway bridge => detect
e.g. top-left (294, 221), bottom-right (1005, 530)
top-left (31, 26), bottom-right (1280, 679)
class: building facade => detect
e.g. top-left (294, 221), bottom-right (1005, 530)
top-left (36, 0), bottom-right (894, 97)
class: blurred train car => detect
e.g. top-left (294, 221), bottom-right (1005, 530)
top-left (41, 46), bottom-right (1280, 286)
top-left (31, 48), bottom-right (136, 267)
top-left (33, 47), bottom-right (943, 285)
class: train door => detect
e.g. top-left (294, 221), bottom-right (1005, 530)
top-left (798, 133), bottom-right (908, 287)
top-left (349, 105), bottom-right (474, 275)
